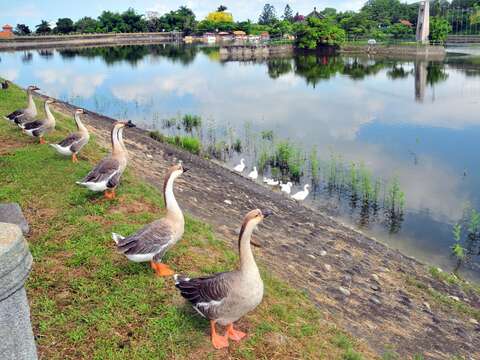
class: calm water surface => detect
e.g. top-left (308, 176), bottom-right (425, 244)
top-left (2, 44), bottom-right (480, 280)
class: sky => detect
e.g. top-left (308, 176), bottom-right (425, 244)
top-left (1, 0), bottom-right (377, 28)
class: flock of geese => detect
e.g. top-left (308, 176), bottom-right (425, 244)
top-left (233, 158), bottom-right (310, 201)
top-left (2, 84), bottom-right (286, 350)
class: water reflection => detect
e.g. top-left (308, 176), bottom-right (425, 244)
top-left (1, 44), bottom-right (480, 279)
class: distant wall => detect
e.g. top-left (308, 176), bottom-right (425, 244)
top-left (0, 32), bottom-right (180, 51)
top-left (339, 44), bottom-right (446, 60)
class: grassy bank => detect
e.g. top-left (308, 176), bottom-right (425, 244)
top-left (0, 83), bottom-right (374, 359)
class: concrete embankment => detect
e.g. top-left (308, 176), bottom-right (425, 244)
top-left (340, 44), bottom-right (446, 60)
top-left (219, 44), bottom-right (294, 61)
top-left (31, 91), bottom-right (479, 359)
top-left (0, 33), bottom-right (180, 51)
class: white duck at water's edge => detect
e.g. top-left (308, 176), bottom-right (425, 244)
top-left (291, 184), bottom-right (309, 201)
top-left (76, 120), bottom-right (135, 199)
top-left (248, 167), bottom-right (258, 180)
top-left (112, 163), bottom-right (188, 276)
top-left (233, 158), bottom-right (245, 172)
top-left (4, 85), bottom-right (40, 124)
top-left (50, 109), bottom-right (90, 162)
top-left (175, 208), bottom-right (272, 349)
top-left (280, 182), bottom-right (293, 194)
top-left (265, 178), bottom-right (279, 186)
top-left (19, 98), bottom-right (56, 144)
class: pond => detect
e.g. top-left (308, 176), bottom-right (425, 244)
top-left (1, 43), bottom-right (480, 280)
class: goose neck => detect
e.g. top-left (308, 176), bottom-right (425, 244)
top-left (164, 174), bottom-right (183, 222)
top-left (75, 113), bottom-right (88, 134)
top-left (111, 126), bottom-right (126, 157)
top-left (44, 102), bottom-right (55, 125)
top-left (27, 91), bottom-right (37, 115)
top-left (239, 223), bottom-right (259, 274)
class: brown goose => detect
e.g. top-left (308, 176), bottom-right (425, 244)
top-left (76, 120), bottom-right (135, 199)
top-left (4, 85), bottom-right (40, 124)
top-left (175, 208), bottom-right (272, 349)
top-left (112, 163), bottom-right (188, 276)
top-left (50, 109), bottom-right (90, 162)
top-left (19, 98), bottom-right (56, 144)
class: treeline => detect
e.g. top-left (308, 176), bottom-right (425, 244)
top-left (12, 1), bottom-right (462, 46)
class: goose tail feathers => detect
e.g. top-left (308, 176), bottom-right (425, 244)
top-left (111, 232), bottom-right (125, 245)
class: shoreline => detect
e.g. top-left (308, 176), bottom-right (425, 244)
top-left (0, 32), bottom-right (179, 51)
top-left (28, 90), bottom-right (479, 359)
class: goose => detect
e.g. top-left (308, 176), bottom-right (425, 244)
top-left (112, 163), bottom-right (188, 276)
top-left (175, 208), bottom-right (272, 349)
top-left (4, 85), bottom-right (40, 124)
top-left (233, 158), bottom-right (245, 172)
top-left (265, 178), bottom-right (279, 186)
top-left (262, 177), bottom-right (272, 183)
top-left (76, 120), bottom-right (135, 199)
top-left (280, 182), bottom-right (293, 194)
top-left (291, 184), bottom-right (309, 201)
top-left (248, 167), bottom-right (258, 180)
top-left (19, 98), bottom-right (56, 144)
top-left (1, 80), bottom-right (9, 89)
top-left (50, 109), bottom-right (90, 162)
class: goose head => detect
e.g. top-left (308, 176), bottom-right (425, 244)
top-left (27, 85), bottom-right (40, 91)
top-left (287, 182), bottom-right (293, 187)
top-left (163, 162), bottom-right (189, 189)
top-left (115, 120), bottom-right (136, 128)
top-left (240, 158), bottom-right (245, 164)
top-left (45, 98), bottom-right (55, 105)
top-left (253, 166), bottom-right (257, 172)
top-left (304, 184), bottom-right (310, 191)
top-left (75, 108), bottom-right (85, 115)
top-left (239, 209), bottom-right (272, 248)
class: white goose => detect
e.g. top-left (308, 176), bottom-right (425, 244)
top-left (248, 167), bottom-right (258, 180)
top-left (19, 98), bottom-right (56, 144)
top-left (291, 184), bottom-right (309, 201)
top-left (233, 158), bottom-right (245, 172)
top-left (112, 163), bottom-right (188, 276)
top-left (175, 209), bottom-right (272, 349)
top-left (50, 109), bottom-right (90, 162)
top-left (280, 182), bottom-right (293, 194)
top-left (265, 178), bottom-right (279, 186)
top-left (4, 85), bottom-right (40, 124)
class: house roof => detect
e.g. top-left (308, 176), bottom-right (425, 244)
top-left (306, 7), bottom-right (324, 19)
top-left (399, 19), bottom-right (413, 27)
top-left (233, 30), bottom-right (246, 35)
top-left (3, 24), bottom-right (13, 29)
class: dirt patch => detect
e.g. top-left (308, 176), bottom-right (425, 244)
top-left (0, 136), bottom-right (25, 155)
top-left (109, 197), bottom-right (160, 215)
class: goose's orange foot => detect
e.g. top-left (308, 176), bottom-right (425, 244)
top-left (72, 153), bottom-right (78, 163)
top-left (39, 138), bottom-right (46, 144)
top-left (226, 324), bottom-right (246, 342)
top-left (150, 262), bottom-right (174, 277)
top-left (211, 321), bottom-right (229, 349)
top-left (104, 189), bottom-right (116, 199)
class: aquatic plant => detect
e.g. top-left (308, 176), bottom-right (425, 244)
top-left (385, 177), bottom-right (405, 215)
top-left (349, 162), bottom-right (359, 197)
top-left (149, 131), bottom-right (201, 155)
top-left (358, 163), bottom-right (373, 205)
top-left (468, 209), bottom-right (480, 235)
top-left (233, 139), bottom-right (242, 153)
top-left (162, 117), bottom-right (178, 129)
top-left (274, 141), bottom-right (305, 181)
top-left (261, 130), bottom-right (274, 141)
top-left (182, 114), bottom-right (202, 133)
top-left (257, 147), bottom-right (272, 173)
top-left (309, 147), bottom-right (319, 184)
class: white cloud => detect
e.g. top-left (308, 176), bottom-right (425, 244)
top-left (34, 68), bottom-right (106, 98)
top-left (0, 68), bottom-right (19, 81)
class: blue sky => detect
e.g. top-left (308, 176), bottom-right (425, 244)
top-left (1, 0), bottom-right (374, 28)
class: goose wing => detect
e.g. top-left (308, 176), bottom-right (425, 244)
top-left (81, 157), bottom-right (120, 184)
top-left (116, 219), bottom-right (174, 256)
top-left (175, 272), bottom-right (233, 319)
top-left (23, 119), bottom-right (44, 130)
top-left (58, 132), bottom-right (81, 147)
top-left (5, 110), bottom-right (24, 121)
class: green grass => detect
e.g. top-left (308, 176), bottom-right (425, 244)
top-left (0, 81), bottom-right (375, 359)
top-left (149, 131), bottom-right (201, 155)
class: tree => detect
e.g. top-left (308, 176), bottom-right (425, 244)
top-left (206, 11), bottom-right (234, 23)
top-left (121, 8), bottom-right (147, 32)
top-left (430, 17), bottom-right (452, 43)
top-left (14, 24), bottom-right (31, 35)
top-left (35, 20), bottom-right (51, 34)
top-left (75, 17), bottom-right (99, 33)
top-left (98, 11), bottom-right (124, 32)
top-left (283, 4), bottom-right (293, 22)
top-left (295, 17), bottom-right (346, 49)
top-left (217, 5), bottom-right (227, 12)
top-left (259, 4), bottom-right (277, 25)
top-left (56, 18), bottom-right (75, 34)
top-left (387, 23), bottom-right (413, 39)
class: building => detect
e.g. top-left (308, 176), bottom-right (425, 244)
top-left (306, 7), bottom-right (325, 20)
top-left (0, 24), bottom-right (13, 38)
top-left (399, 19), bottom-right (413, 28)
